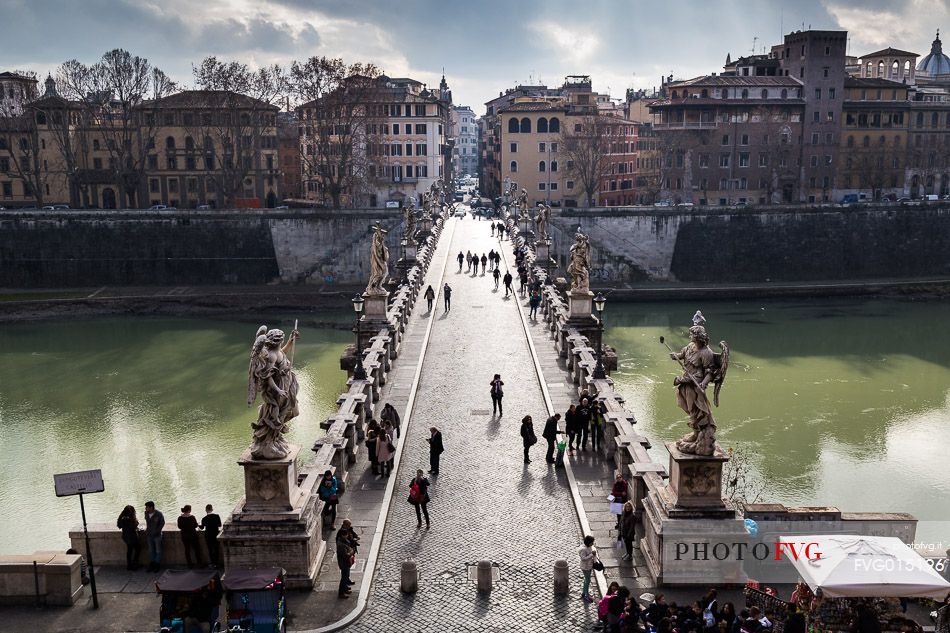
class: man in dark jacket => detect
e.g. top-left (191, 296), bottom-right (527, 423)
top-left (542, 413), bottom-right (562, 464)
top-left (143, 500), bottom-right (165, 572)
top-left (577, 398), bottom-right (592, 451)
top-left (427, 427), bottom-right (444, 474)
top-left (503, 271), bottom-right (513, 297)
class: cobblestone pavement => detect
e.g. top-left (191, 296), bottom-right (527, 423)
top-left (347, 215), bottom-right (599, 632)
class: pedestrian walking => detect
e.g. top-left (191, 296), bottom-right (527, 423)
top-left (427, 427), bottom-right (444, 474)
top-left (488, 249), bottom-right (496, 269)
top-left (493, 267), bottom-right (501, 289)
top-left (577, 397), bottom-right (592, 451)
top-left (619, 501), bottom-right (638, 561)
top-left (376, 424), bottom-right (394, 476)
top-left (489, 373), bottom-right (504, 416)
top-left (578, 535), bottom-right (600, 603)
top-left (408, 469), bottom-right (431, 528)
top-left (318, 469), bottom-right (340, 528)
top-left (520, 415), bottom-right (537, 463)
top-left (529, 289), bottom-right (541, 319)
top-left (443, 283), bottom-right (452, 312)
top-left (565, 404), bottom-right (580, 454)
top-left (380, 402), bottom-right (401, 439)
top-left (480, 253), bottom-right (487, 274)
top-left (542, 413), bottom-right (562, 463)
top-left (466, 251), bottom-right (473, 272)
top-left (590, 400), bottom-right (606, 452)
top-left (494, 251), bottom-right (502, 270)
top-left (457, 251), bottom-right (464, 272)
top-left (609, 472), bottom-right (630, 530)
top-left (116, 505), bottom-right (142, 570)
top-left (365, 419), bottom-right (380, 475)
top-left (143, 500), bottom-right (164, 572)
top-left (177, 505), bottom-right (203, 568)
top-left (200, 504), bottom-right (222, 568)
top-left (491, 223), bottom-right (495, 237)
top-left (519, 268), bottom-right (528, 295)
top-left (503, 271), bottom-right (513, 297)
top-left (424, 284), bottom-right (435, 312)
top-left (336, 520), bottom-right (357, 599)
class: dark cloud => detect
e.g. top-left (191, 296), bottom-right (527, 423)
top-left (1, 0), bottom-right (946, 110)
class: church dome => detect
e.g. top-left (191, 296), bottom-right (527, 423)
top-left (917, 30), bottom-right (950, 75)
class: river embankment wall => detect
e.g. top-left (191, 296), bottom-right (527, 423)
top-left (0, 208), bottom-right (403, 288)
top-left (2, 205), bottom-right (949, 289)
top-left (546, 204), bottom-right (950, 283)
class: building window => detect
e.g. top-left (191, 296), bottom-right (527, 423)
top-left (863, 135), bottom-right (870, 147)
top-left (827, 112), bottom-right (834, 122)
top-left (508, 118), bottom-right (519, 133)
top-left (761, 89), bottom-right (768, 99)
top-left (550, 160), bottom-right (558, 172)
top-left (699, 154), bottom-right (709, 168)
top-left (721, 134), bottom-right (729, 145)
top-left (510, 160), bottom-right (518, 172)
top-left (416, 143), bottom-right (427, 155)
top-left (810, 155), bottom-right (818, 167)
top-left (167, 157), bottom-right (177, 170)
top-left (825, 155), bottom-right (832, 165)
top-left (415, 104), bottom-right (426, 116)
top-left (537, 117), bottom-right (548, 133)
top-left (759, 153), bottom-right (768, 167)
top-left (510, 142), bottom-right (517, 153)
top-left (520, 118), bottom-right (531, 133)
top-left (567, 180), bottom-right (574, 189)
top-left (149, 178), bottom-right (159, 193)
top-left (815, 88), bottom-right (821, 100)
top-left (813, 111), bottom-right (820, 122)
top-left (829, 88), bottom-right (836, 100)
top-left (719, 154), bottom-right (730, 167)
top-left (551, 142), bottom-right (558, 152)
top-left (739, 152), bottom-right (750, 167)
top-left (740, 134), bottom-right (749, 145)
top-left (549, 118), bottom-right (560, 133)
top-left (168, 178), bottom-right (178, 193)
top-left (538, 182), bottom-right (546, 190)
top-left (539, 142), bottom-right (546, 152)
top-left (415, 123), bottom-right (426, 134)
top-left (812, 132), bottom-right (819, 145)
top-left (826, 133), bottom-right (834, 145)
top-left (550, 182), bottom-right (557, 190)
top-left (539, 161), bottom-right (546, 172)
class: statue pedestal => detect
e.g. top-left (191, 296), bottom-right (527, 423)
top-left (358, 290), bottom-right (390, 352)
top-left (535, 240), bottom-right (551, 269)
top-left (402, 242), bottom-right (417, 263)
top-left (567, 289), bottom-right (594, 320)
top-left (639, 441), bottom-right (745, 586)
top-left (220, 444), bottom-right (324, 589)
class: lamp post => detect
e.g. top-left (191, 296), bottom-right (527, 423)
top-left (352, 294), bottom-right (367, 380)
top-left (593, 292), bottom-right (607, 379)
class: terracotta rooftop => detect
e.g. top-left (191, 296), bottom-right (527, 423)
top-left (669, 75), bottom-right (803, 87)
top-left (140, 90), bottom-right (277, 110)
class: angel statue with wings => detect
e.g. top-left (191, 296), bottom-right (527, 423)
top-left (247, 325), bottom-right (300, 460)
top-left (668, 323), bottom-right (729, 456)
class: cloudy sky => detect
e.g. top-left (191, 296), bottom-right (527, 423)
top-left (2, 0), bottom-right (947, 111)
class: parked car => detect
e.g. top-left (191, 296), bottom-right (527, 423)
top-left (453, 208), bottom-right (466, 217)
top-left (196, 204), bottom-right (211, 210)
top-left (274, 205), bottom-right (289, 209)
top-left (149, 204), bottom-right (168, 210)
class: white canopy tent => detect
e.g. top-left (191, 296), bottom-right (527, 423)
top-left (778, 535), bottom-right (950, 599)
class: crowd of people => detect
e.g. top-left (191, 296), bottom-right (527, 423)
top-left (114, 501), bottom-right (222, 572)
top-left (591, 586), bottom-right (804, 633)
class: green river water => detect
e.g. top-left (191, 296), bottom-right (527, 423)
top-left (0, 317), bottom-right (350, 555)
top-left (606, 298), bottom-right (950, 546)
top-left (0, 299), bottom-right (947, 554)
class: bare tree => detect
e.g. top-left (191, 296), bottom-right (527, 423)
top-left (0, 114), bottom-right (46, 206)
top-left (178, 57), bottom-right (283, 207)
top-left (560, 115), bottom-right (612, 207)
top-left (722, 446), bottom-right (765, 514)
top-left (58, 49), bottom-right (176, 208)
top-left (289, 57), bottom-right (383, 209)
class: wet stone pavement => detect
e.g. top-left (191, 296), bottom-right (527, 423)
top-left (346, 214), bottom-right (599, 632)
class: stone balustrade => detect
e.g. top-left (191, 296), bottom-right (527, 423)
top-left (502, 210), bottom-right (668, 515)
top-left (309, 213), bottom-right (446, 514)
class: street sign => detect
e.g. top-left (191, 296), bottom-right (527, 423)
top-left (54, 469), bottom-right (104, 497)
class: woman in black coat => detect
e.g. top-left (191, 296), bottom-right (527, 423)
top-left (564, 404), bottom-right (580, 454)
top-left (520, 415), bottom-right (537, 463)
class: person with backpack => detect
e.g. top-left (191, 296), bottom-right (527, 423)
top-left (520, 415), bottom-right (537, 463)
top-left (528, 289), bottom-right (541, 319)
top-left (408, 469), bottom-right (431, 528)
top-left (489, 374), bottom-right (504, 416)
top-left (424, 285), bottom-right (435, 313)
